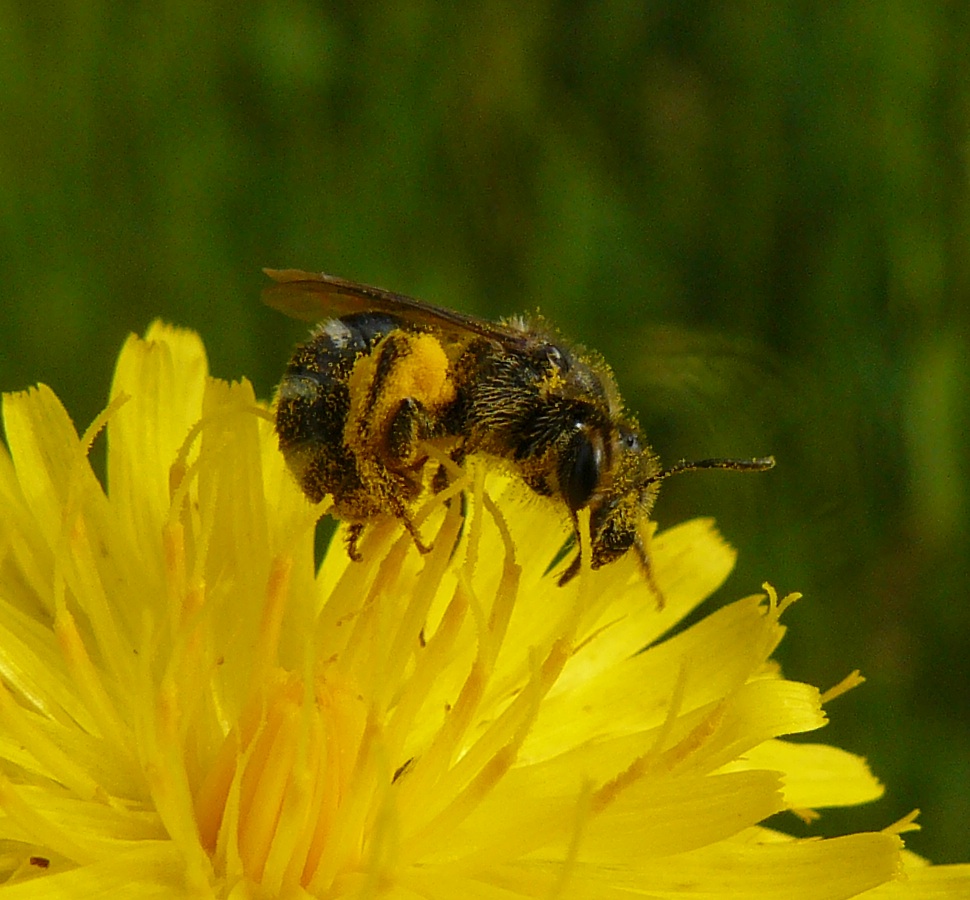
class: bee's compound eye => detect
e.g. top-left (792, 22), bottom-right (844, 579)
top-left (560, 428), bottom-right (603, 511)
top-left (543, 343), bottom-right (569, 371)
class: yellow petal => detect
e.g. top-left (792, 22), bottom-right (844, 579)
top-left (106, 322), bottom-right (208, 545)
top-left (724, 739), bottom-right (885, 809)
top-left (0, 843), bottom-right (186, 896)
top-left (859, 860), bottom-right (970, 898)
top-left (2, 384), bottom-right (100, 551)
top-left (523, 593), bottom-right (794, 760)
top-left (3, 324), bottom-right (967, 897)
top-left (423, 769), bottom-right (785, 867)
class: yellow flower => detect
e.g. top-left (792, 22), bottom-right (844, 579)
top-left (0, 322), bottom-right (967, 898)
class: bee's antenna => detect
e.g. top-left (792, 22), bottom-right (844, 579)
top-left (651, 455), bottom-right (776, 484)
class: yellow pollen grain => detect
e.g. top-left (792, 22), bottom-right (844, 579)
top-left (345, 331), bottom-right (456, 455)
top-left (539, 366), bottom-right (567, 398)
top-left (391, 333), bottom-right (456, 410)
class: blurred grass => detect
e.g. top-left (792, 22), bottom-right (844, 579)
top-left (2, 0), bottom-right (968, 863)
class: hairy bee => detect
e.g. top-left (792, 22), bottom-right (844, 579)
top-left (265, 269), bottom-right (774, 584)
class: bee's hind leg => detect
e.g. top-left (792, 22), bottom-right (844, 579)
top-left (381, 399), bottom-right (435, 555)
top-left (387, 397), bottom-right (432, 469)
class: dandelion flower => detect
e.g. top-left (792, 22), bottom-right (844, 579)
top-left (0, 323), bottom-right (967, 897)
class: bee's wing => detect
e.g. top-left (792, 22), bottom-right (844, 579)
top-left (263, 269), bottom-right (529, 347)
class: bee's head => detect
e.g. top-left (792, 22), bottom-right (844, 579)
top-left (557, 423), bottom-right (774, 586)
top-left (557, 422), bottom-right (661, 585)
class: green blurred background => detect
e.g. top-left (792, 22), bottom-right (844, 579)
top-left (2, 2), bottom-right (967, 863)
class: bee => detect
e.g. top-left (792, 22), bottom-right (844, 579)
top-left (265, 269), bottom-right (774, 584)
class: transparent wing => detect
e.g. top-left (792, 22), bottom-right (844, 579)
top-left (263, 269), bottom-right (530, 347)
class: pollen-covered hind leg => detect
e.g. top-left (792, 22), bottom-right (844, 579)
top-left (386, 397), bottom-right (432, 469)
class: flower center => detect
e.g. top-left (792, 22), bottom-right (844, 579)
top-left (194, 668), bottom-right (369, 891)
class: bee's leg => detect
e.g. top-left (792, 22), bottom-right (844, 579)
top-left (398, 508), bottom-right (433, 555)
top-left (433, 445), bottom-right (466, 496)
top-left (382, 398), bottom-right (435, 554)
top-left (378, 486), bottom-right (431, 554)
top-left (632, 533), bottom-right (666, 610)
top-left (387, 398), bottom-right (431, 470)
top-left (345, 507), bottom-right (431, 560)
top-left (559, 539), bottom-right (664, 605)
top-left (346, 523), bottom-right (365, 562)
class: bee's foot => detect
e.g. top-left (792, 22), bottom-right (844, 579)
top-left (346, 523), bottom-right (365, 562)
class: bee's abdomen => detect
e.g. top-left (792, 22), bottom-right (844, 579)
top-left (275, 313), bottom-right (402, 504)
